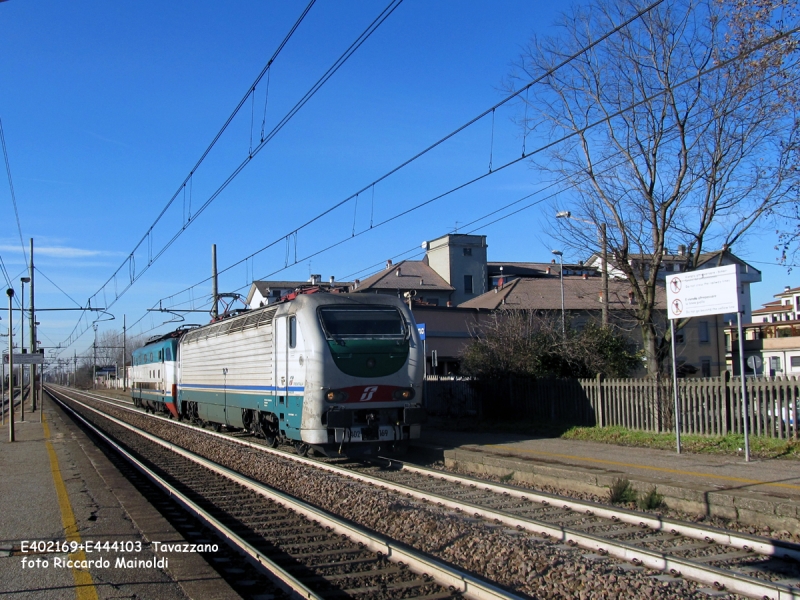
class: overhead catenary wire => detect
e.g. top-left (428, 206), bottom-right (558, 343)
top-left (55, 0), bottom-right (404, 354)
top-left (0, 117), bottom-right (28, 274)
top-left (135, 47), bottom-right (800, 329)
top-left (69, 5), bottom-right (800, 348)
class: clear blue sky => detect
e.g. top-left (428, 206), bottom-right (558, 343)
top-left (0, 0), bottom-right (793, 362)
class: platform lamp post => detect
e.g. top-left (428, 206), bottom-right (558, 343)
top-left (7, 288), bottom-right (14, 442)
top-left (556, 211), bottom-right (608, 326)
top-left (552, 250), bottom-right (566, 338)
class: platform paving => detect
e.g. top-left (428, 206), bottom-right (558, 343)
top-left (412, 427), bottom-right (800, 535)
top-left (0, 394), bottom-right (240, 600)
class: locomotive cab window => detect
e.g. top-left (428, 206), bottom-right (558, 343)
top-left (318, 307), bottom-right (406, 339)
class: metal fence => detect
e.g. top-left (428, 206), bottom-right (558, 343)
top-left (424, 375), bottom-right (799, 439)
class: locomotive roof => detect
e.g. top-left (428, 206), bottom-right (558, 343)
top-left (181, 292), bottom-right (409, 344)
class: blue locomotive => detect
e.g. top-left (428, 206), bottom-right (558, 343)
top-left (131, 290), bottom-right (425, 456)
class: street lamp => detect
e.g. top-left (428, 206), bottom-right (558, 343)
top-left (556, 211), bottom-right (609, 326)
top-left (552, 250), bottom-right (566, 338)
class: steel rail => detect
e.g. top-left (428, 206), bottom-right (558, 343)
top-left (69, 386), bottom-right (800, 559)
top-left (49, 387), bottom-right (525, 600)
top-left (386, 460), bottom-right (800, 562)
top-left (47, 388), bottom-right (321, 600)
top-left (56, 386), bottom-right (800, 599)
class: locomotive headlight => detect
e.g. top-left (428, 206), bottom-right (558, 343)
top-left (392, 388), bottom-right (415, 400)
top-left (325, 389), bottom-right (348, 403)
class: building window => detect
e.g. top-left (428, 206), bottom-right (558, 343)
top-left (463, 247), bottom-right (472, 256)
top-left (427, 298), bottom-right (440, 306)
top-left (698, 321), bottom-right (710, 343)
top-left (464, 275), bottom-right (473, 294)
top-left (770, 356), bottom-right (782, 373)
top-left (272, 290), bottom-right (281, 298)
top-left (701, 359), bottom-right (711, 377)
top-left (666, 263), bottom-right (674, 272)
top-left (790, 356), bottom-right (800, 370)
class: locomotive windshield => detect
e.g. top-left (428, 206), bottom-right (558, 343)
top-left (318, 307), bottom-right (406, 339)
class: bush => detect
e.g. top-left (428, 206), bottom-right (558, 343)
top-left (608, 478), bottom-right (637, 504)
top-left (637, 486), bottom-right (664, 510)
top-left (461, 311), bottom-right (641, 379)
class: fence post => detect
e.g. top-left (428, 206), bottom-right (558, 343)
top-left (596, 373), bottom-right (603, 427)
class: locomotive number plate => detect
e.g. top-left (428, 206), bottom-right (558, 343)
top-left (334, 426), bottom-right (397, 443)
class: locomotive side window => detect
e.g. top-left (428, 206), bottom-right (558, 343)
top-left (165, 348), bottom-right (172, 361)
top-left (289, 316), bottom-right (297, 349)
top-left (318, 307), bottom-right (406, 339)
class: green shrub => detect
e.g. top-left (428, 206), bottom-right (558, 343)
top-left (637, 486), bottom-right (664, 510)
top-left (608, 478), bottom-right (637, 504)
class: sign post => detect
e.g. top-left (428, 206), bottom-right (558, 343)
top-left (666, 265), bottom-right (745, 457)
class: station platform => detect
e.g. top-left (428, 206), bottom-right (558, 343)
top-left (411, 425), bottom-right (800, 537)
top-left (0, 393), bottom-right (239, 600)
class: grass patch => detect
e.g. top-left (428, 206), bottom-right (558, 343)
top-left (499, 472), bottom-right (515, 483)
top-left (608, 478), bottom-right (637, 504)
top-left (561, 426), bottom-right (800, 459)
top-left (637, 486), bottom-right (664, 510)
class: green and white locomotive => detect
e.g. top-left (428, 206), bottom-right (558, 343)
top-left (132, 290), bottom-right (425, 456)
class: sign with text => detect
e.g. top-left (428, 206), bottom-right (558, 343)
top-left (666, 264), bottom-right (739, 320)
top-left (417, 323), bottom-right (426, 340)
top-left (3, 353), bottom-right (44, 365)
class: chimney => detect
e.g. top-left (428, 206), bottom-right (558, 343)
top-left (598, 291), bottom-right (604, 303)
top-left (309, 274), bottom-right (321, 285)
top-left (678, 244), bottom-right (686, 256)
top-left (419, 278), bottom-right (423, 285)
top-left (396, 268), bottom-right (401, 277)
top-left (628, 291), bottom-right (635, 305)
top-left (353, 279), bottom-right (360, 290)
top-left (386, 259), bottom-right (392, 269)
top-left (447, 301), bottom-right (453, 307)
top-left (546, 267), bottom-right (551, 275)
top-left (329, 275), bottom-right (335, 287)
top-left (582, 273), bottom-right (588, 280)
top-left (785, 286), bottom-right (791, 293)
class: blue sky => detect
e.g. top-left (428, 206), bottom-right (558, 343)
top-left (0, 0), bottom-right (794, 362)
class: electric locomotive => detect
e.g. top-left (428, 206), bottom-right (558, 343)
top-left (131, 329), bottom-right (182, 416)
top-left (131, 290), bottom-right (425, 456)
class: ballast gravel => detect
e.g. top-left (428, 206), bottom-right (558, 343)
top-left (66, 396), bottom-right (748, 600)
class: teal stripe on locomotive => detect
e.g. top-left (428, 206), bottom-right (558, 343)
top-left (179, 388), bottom-right (304, 435)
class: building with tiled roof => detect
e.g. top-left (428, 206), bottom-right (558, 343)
top-left (245, 276), bottom-right (352, 309)
top-left (350, 259), bottom-right (454, 306)
top-left (725, 284), bottom-right (800, 377)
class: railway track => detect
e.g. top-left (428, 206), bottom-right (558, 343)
top-left (48, 386), bottom-right (522, 600)
top-left (53, 386), bottom-right (800, 599)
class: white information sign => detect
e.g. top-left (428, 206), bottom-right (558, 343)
top-left (665, 264), bottom-right (739, 320)
top-left (3, 353), bottom-right (44, 365)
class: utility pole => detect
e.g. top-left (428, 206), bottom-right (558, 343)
top-left (7, 287), bottom-right (15, 442)
top-left (30, 239), bottom-right (37, 414)
top-left (601, 223), bottom-right (608, 326)
top-left (20, 276), bottom-right (29, 421)
top-left (211, 244), bottom-right (219, 320)
top-left (92, 324), bottom-right (98, 389)
top-left (123, 314), bottom-right (127, 391)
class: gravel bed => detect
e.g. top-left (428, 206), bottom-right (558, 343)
top-left (430, 461), bottom-right (800, 545)
top-left (61, 394), bottom-right (750, 600)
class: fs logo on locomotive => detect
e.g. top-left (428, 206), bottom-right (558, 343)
top-left (359, 386), bottom-right (379, 401)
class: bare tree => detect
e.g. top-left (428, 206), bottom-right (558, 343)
top-left (509, 0), bottom-right (798, 374)
top-left (718, 0), bottom-right (800, 265)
